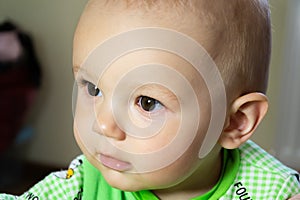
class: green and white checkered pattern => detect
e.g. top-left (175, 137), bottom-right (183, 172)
top-left (221, 141), bottom-right (300, 200)
top-left (0, 155), bottom-right (84, 200)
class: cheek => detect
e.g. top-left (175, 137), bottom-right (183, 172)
top-left (136, 144), bottom-right (201, 190)
top-left (73, 93), bottom-right (97, 149)
top-left (115, 113), bottom-right (180, 154)
top-left (143, 119), bottom-right (212, 188)
top-left (74, 107), bottom-right (92, 136)
top-left (128, 124), bottom-right (206, 189)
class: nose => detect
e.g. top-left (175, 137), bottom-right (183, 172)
top-left (92, 106), bottom-right (126, 141)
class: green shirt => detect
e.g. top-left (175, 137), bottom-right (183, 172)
top-left (1, 141), bottom-right (299, 199)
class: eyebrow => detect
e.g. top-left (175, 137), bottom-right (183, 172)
top-left (73, 65), bottom-right (98, 81)
top-left (72, 65), bottom-right (81, 73)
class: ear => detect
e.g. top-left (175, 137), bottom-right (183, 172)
top-left (219, 92), bottom-right (268, 149)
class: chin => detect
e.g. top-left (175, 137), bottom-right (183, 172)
top-left (102, 168), bottom-right (147, 192)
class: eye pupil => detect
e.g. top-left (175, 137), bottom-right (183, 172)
top-left (87, 82), bottom-right (100, 96)
top-left (140, 96), bottom-right (156, 112)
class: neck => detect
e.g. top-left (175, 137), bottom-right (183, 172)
top-left (153, 146), bottom-right (223, 200)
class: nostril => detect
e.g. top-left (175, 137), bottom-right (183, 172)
top-left (115, 130), bottom-right (126, 141)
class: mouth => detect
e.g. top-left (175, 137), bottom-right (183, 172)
top-left (99, 154), bottom-right (132, 172)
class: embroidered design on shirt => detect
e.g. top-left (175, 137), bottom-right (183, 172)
top-left (54, 158), bottom-right (83, 179)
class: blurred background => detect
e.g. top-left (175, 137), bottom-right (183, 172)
top-left (0, 0), bottom-right (87, 193)
top-left (0, 0), bottom-right (299, 195)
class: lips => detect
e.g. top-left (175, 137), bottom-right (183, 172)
top-left (99, 154), bottom-right (132, 172)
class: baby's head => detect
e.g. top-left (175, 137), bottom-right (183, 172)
top-left (72, 0), bottom-right (270, 193)
top-left (74, 0), bottom-right (271, 98)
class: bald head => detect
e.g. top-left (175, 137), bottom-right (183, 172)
top-left (75, 0), bottom-right (271, 100)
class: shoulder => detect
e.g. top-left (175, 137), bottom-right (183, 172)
top-left (239, 140), bottom-right (298, 178)
top-left (231, 140), bottom-right (300, 199)
top-left (19, 155), bottom-right (86, 200)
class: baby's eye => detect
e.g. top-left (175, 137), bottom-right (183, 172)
top-left (87, 82), bottom-right (102, 97)
top-left (137, 96), bottom-right (163, 112)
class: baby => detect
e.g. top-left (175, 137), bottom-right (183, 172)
top-left (1, 0), bottom-right (300, 199)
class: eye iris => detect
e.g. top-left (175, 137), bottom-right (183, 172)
top-left (87, 82), bottom-right (100, 96)
top-left (141, 97), bottom-right (156, 112)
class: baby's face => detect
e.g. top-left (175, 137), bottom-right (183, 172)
top-left (72, 2), bottom-right (226, 191)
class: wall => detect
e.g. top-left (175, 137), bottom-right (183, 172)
top-left (275, 0), bottom-right (300, 169)
top-left (0, 0), bottom-right (290, 166)
top-left (0, 0), bottom-right (88, 166)
top-left (252, 0), bottom-right (289, 152)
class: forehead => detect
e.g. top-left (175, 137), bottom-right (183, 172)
top-left (73, 1), bottom-right (216, 68)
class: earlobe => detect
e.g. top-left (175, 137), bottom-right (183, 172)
top-left (219, 93), bottom-right (268, 149)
